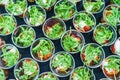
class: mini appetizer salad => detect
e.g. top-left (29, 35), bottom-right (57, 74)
top-left (61, 30), bottom-right (85, 53)
top-left (0, 44), bottom-right (20, 69)
top-left (81, 43), bottom-right (105, 68)
top-left (14, 58), bottom-right (39, 80)
top-left (93, 23), bottom-right (117, 46)
top-left (83, 0), bottom-right (105, 14)
top-left (73, 11), bottom-right (96, 33)
top-left (31, 38), bottom-right (55, 62)
top-left (38, 72), bottom-right (59, 80)
top-left (103, 4), bottom-right (120, 28)
top-left (70, 66), bottom-right (95, 80)
top-left (24, 5), bottom-right (46, 26)
top-left (114, 0), bottom-right (120, 6)
top-left (54, 0), bottom-right (77, 20)
top-left (35, 0), bottom-right (57, 10)
top-left (6, 0), bottom-right (27, 16)
top-left (0, 13), bottom-right (17, 36)
top-left (102, 55), bottom-right (120, 79)
top-left (12, 25), bottom-right (36, 48)
top-left (43, 18), bottom-right (66, 40)
top-left (50, 51), bottom-right (75, 77)
top-left (0, 37), bottom-right (5, 50)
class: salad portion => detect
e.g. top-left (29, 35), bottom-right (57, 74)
top-left (70, 66), bottom-right (95, 80)
top-left (12, 25), bottom-right (36, 48)
top-left (50, 51), bottom-right (75, 77)
top-left (83, 0), bottom-right (105, 14)
top-left (6, 0), bottom-right (27, 16)
top-left (0, 44), bottom-right (20, 69)
top-left (93, 23), bottom-right (117, 46)
top-left (73, 11), bottom-right (96, 33)
top-left (14, 58), bottom-right (39, 80)
top-left (43, 18), bottom-right (66, 40)
top-left (54, 0), bottom-right (77, 20)
top-left (102, 55), bottom-right (120, 79)
top-left (24, 5), bottom-right (46, 26)
top-left (0, 13), bottom-right (17, 35)
top-left (31, 38), bottom-right (55, 62)
top-left (81, 43), bottom-right (105, 68)
top-left (61, 30), bottom-right (85, 53)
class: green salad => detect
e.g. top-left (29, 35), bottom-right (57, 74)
top-left (0, 69), bottom-right (5, 80)
top-left (25, 5), bottom-right (46, 26)
top-left (32, 38), bottom-right (54, 61)
top-left (70, 66), bottom-right (95, 80)
top-left (94, 24), bottom-right (113, 45)
top-left (0, 44), bottom-right (19, 68)
top-left (81, 43), bottom-right (103, 67)
top-left (83, 0), bottom-right (104, 13)
top-left (74, 12), bottom-right (95, 32)
top-left (13, 26), bottom-right (35, 48)
top-left (0, 14), bottom-right (16, 35)
top-left (114, 0), bottom-right (120, 6)
top-left (38, 72), bottom-right (58, 80)
top-left (54, 0), bottom-right (77, 20)
top-left (51, 52), bottom-right (74, 76)
top-left (35, 0), bottom-right (56, 10)
top-left (15, 58), bottom-right (39, 80)
top-left (6, 0), bottom-right (27, 15)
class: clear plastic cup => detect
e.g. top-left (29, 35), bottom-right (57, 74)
top-left (42, 18), bottom-right (66, 40)
top-left (30, 37), bottom-right (55, 62)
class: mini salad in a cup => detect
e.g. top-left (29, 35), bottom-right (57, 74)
top-left (0, 13), bottom-right (17, 36)
top-left (43, 18), bottom-right (66, 40)
top-left (24, 5), bottom-right (46, 27)
top-left (0, 44), bottom-right (20, 69)
top-left (12, 25), bottom-right (36, 48)
top-left (50, 51), bottom-right (75, 77)
top-left (83, 0), bottom-right (105, 14)
top-left (30, 38), bottom-right (55, 62)
top-left (70, 66), bottom-right (96, 80)
top-left (102, 55), bottom-right (120, 80)
top-left (73, 11), bottom-right (96, 33)
top-left (93, 23), bottom-right (117, 46)
top-left (61, 30), bottom-right (85, 53)
top-left (14, 58), bottom-right (39, 80)
top-left (54, 0), bottom-right (77, 20)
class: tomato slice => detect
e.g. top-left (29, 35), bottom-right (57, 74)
top-left (84, 26), bottom-right (91, 31)
top-left (43, 53), bottom-right (52, 60)
top-left (110, 44), bottom-right (115, 53)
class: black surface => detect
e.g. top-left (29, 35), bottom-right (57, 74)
top-left (0, 0), bottom-right (119, 80)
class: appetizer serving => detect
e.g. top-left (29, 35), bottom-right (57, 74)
top-left (0, 69), bottom-right (8, 80)
top-left (12, 25), bottom-right (36, 48)
top-left (93, 23), bottom-right (117, 46)
top-left (14, 58), bottom-right (39, 80)
top-left (50, 51), bottom-right (75, 77)
top-left (103, 4), bottom-right (120, 29)
top-left (5, 0), bottom-right (27, 16)
top-left (83, 0), bottom-right (105, 14)
top-left (31, 38), bottom-right (55, 62)
top-left (102, 55), bottom-right (120, 79)
top-left (73, 11), bottom-right (96, 33)
top-left (61, 30), bottom-right (85, 53)
top-left (24, 5), bottom-right (46, 26)
top-left (38, 72), bottom-right (59, 80)
top-left (0, 13), bottom-right (17, 36)
top-left (54, 0), bottom-right (77, 20)
top-left (81, 43), bottom-right (105, 68)
top-left (0, 44), bottom-right (20, 69)
top-left (70, 66), bottom-right (95, 80)
top-left (43, 18), bottom-right (66, 40)
top-left (0, 37), bottom-right (5, 50)
top-left (35, 0), bottom-right (57, 10)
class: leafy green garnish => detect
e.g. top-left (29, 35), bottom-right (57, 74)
top-left (27, 5), bottom-right (45, 26)
top-left (6, 0), bottom-right (27, 15)
top-left (45, 23), bottom-right (65, 39)
top-left (35, 0), bottom-right (56, 10)
top-left (0, 15), bottom-right (16, 35)
top-left (84, 0), bottom-right (104, 13)
top-left (114, 0), bottom-right (120, 6)
top-left (0, 69), bottom-right (5, 80)
top-left (54, 0), bottom-right (77, 20)
top-left (14, 26), bottom-right (35, 47)
top-left (0, 45), bottom-right (19, 67)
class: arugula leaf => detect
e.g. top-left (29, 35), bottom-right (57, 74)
top-left (0, 69), bottom-right (5, 80)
